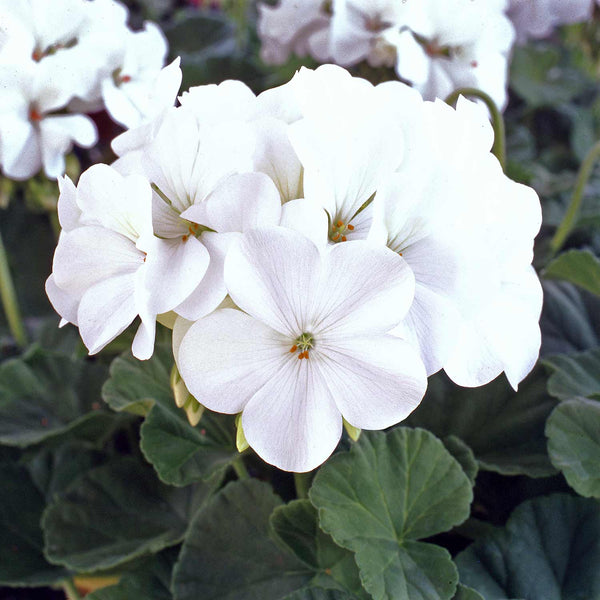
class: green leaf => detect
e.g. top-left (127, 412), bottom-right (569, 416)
top-left (104, 347), bottom-right (238, 485)
top-left (510, 43), bottom-right (591, 108)
top-left (543, 347), bottom-right (600, 400)
top-left (540, 280), bottom-right (600, 355)
top-left (0, 347), bottom-right (111, 447)
top-left (270, 500), bottom-right (370, 599)
top-left (140, 400), bottom-right (237, 486)
top-left (87, 548), bottom-right (177, 600)
top-left (546, 398), bottom-right (600, 497)
top-left (0, 463), bottom-right (69, 586)
top-left (284, 590), bottom-right (356, 600)
top-left (23, 439), bottom-right (104, 502)
top-left (457, 494), bottom-right (600, 599)
top-left (310, 428), bottom-right (473, 600)
top-left (405, 369), bottom-right (557, 477)
top-left (452, 585), bottom-right (483, 600)
top-left (43, 457), bottom-right (214, 572)
top-left (172, 479), bottom-right (313, 600)
top-left (102, 346), bottom-right (173, 416)
top-left (443, 436), bottom-right (478, 486)
top-left (543, 249), bottom-right (600, 296)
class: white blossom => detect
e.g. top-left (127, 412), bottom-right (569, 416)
top-left (177, 226), bottom-right (426, 472)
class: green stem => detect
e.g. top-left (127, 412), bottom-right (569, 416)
top-left (62, 578), bottom-right (82, 600)
top-left (549, 140), bottom-right (600, 258)
top-left (294, 472), bottom-right (312, 500)
top-left (445, 87), bottom-right (506, 170)
top-left (0, 230), bottom-right (27, 348)
top-left (232, 456), bottom-right (249, 480)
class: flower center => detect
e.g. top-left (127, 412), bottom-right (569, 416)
top-left (289, 332), bottom-right (314, 360)
top-left (329, 219), bottom-right (354, 243)
top-left (181, 222), bottom-right (200, 242)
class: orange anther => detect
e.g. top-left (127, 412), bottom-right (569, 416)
top-left (336, 220), bottom-right (344, 228)
top-left (289, 345), bottom-right (298, 353)
top-left (29, 108), bottom-right (42, 122)
top-left (182, 234), bottom-right (189, 242)
top-left (347, 224), bottom-right (355, 231)
top-left (298, 353), bottom-right (304, 360)
top-left (332, 232), bottom-right (340, 241)
top-left (32, 50), bottom-right (42, 61)
top-left (341, 236), bottom-right (347, 242)
top-left (470, 60), bottom-right (478, 68)
top-left (121, 74), bottom-right (132, 83)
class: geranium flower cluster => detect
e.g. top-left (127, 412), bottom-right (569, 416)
top-left (47, 65), bottom-right (543, 472)
top-left (258, 0), bottom-right (597, 108)
top-left (0, 0), bottom-right (179, 180)
top-left (258, 0), bottom-right (516, 109)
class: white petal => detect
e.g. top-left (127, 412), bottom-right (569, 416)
top-left (252, 117), bottom-right (303, 202)
top-left (56, 175), bottom-right (81, 231)
top-left (174, 232), bottom-right (237, 321)
top-left (142, 235), bottom-right (210, 315)
top-left (444, 266), bottom-right (543, 390)
top-left (178, 308), bottom-right (288, 414)
top-left (243, 356), bottom-right (342, 472)
top-left (279, 199), bottom-right (329, 249)
top-left (77, 273), bottom-right (138, 354)
top-left (317, 335), bottom-right (427, 429)
top-left (182, 172), bottom-right (282, 233)
top-left (311, 241), bottom-right (415, 338)
top-left (224, 227), bottom-right (321, 337)
top-left (53, 226), bottom-right (144, 295)
top-left (76, 164), bottom-right (153, 241)
top-left (131, 313), bottom-right (157, 360)
top-left (45, 274), bottom-right (79, 326)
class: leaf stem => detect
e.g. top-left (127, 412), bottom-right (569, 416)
top-left (62, 578), bottom-right (82, 600)
top-left (549, 140), bottom-right (600, 258)
top-left (294, 472), bottom-right (312, 500)
top-left (445, 87), bottom-right (506, 170)
top-left (0, 230), bottom-right (27, 348)
top-left (232, 456), bottom-right (250, 480)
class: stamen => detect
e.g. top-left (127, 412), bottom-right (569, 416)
top-left (29, 108), bottom-right (42, 122)
top-left (336, 220), bottom-right (344, 228)
top-left (182, 234), bottom-right (189, 242)
top-left (289, 344), bottom-right (298, 353)
top-left (341, 236), bottom-right (347, 242)
top-left (121, 75), bottom-right (132, 83)
top-left (332, 232), bottom-right (340, 241)
top-left (347, 224), bottom-right (355, 231)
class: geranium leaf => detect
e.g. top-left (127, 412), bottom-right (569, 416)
top-left (453, 585), bottom-right (483, 600)
top-left (87, 548), bottom-right (177, 600)
top-left (104, 347), bottom-right (238, 485)
top-left (546, 398), bottom-right (600, 497)
top-left (43, 457), bottom-right (214, 572)
top-left (543, 249), bottom-right (600, 296)
top-left (0, 463), bottom-right (69, 586)
top-left (270, 500), bottom-right (370, 599)
top-left (310, 428), bottom-right (473, 600)
top-left (443, 436), bottom-right (478, 485)
top-left (405, 369), bottom-right (557, 477)
top-left (284, 590), bottom-right (357, 600)
top-left (172, 479), bottom-right (313, 600)
top-left (0, 347), bottom-right (112, 447)
top-left (457, 494), bottom-right (600, 599)
top-left (543, 347), bottom-right (600, 400)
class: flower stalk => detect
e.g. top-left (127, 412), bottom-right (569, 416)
top-left (294, 472), bottom-right (313, 500)
top-left (549, 139), bottom-right (600, 258)
top-left (0, 229), bottom-right (27, 348)
top-left (445, 87), bottom-right (506, 170)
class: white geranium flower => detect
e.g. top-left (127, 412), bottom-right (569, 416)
top-left (47, 164), bottom-right (158, 358)
top-left (0, 63), bottom-right (97, 179)
top-left (507, 0), bottom-right (593, 43)
top-left (177, 226), bottom-right (426, 472)
top-left (257, 0), bottom-right (332, 65)
top-left (101, 23), bottom-right (170, 129)
top-left (394, 0), bottom-right (515, 108)
top-left (329, 0), bottom-right (418, 68)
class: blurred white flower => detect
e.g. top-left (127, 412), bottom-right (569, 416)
top-left (0, 0), bottom-right (173, 180)
top-left (257, 0), bottom-right (332, 65)
top-left (507, 0), bottom-right (593, 43)
top-left (0, 63), bottom-right (97, 179)
top-left (177, 226), bottom-right (426, 472)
